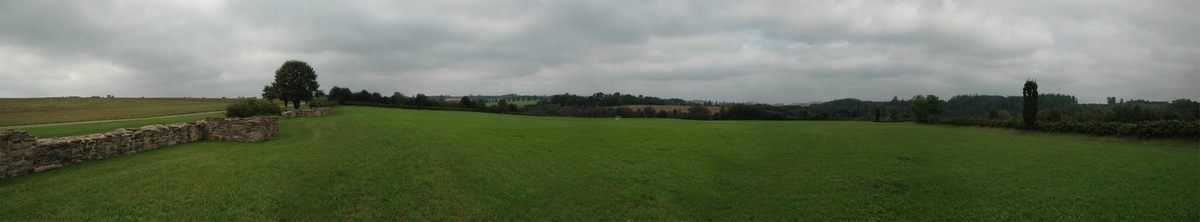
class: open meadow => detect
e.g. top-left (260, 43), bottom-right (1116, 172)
top-left (0, 98), bottom-right (241, 127)
top-left (0, 106), bottom-right (1195, 220)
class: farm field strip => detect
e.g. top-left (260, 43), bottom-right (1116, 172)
top-left (0, 106), bottom-right (1194, 220)
top-left (0, 98), bottom-right (242, 127)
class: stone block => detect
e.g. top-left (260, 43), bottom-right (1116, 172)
top-left (33, 164), bottom-right (62, 172)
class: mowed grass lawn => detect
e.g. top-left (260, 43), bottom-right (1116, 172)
top-left (0, 98), bottom-right (241, 127)
top-left (0, 106), bottom-right (1195, 220)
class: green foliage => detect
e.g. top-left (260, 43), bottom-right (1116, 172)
top-left (459, 97), bottom-right (475, 109)
top-left (548, 92), bottom-right (690, 107)
top-left (313, 89), bottom-right (326, 98)
top-left (722, 104), bottom-right (786, 120)
top-left (308, 98), bottom-right (337, 108)
top-left (909, 95), bottom-right (945, 124)
top-left (414, 94), bottom-right (429, 107)
top-left (354, 90), bottom-right (371, 102)
top-left (272, 60), bottom-right (321, 109)
top-left (261, 84), bottom-right (278, 102)
top-left (486, 99), bottom-right (540, 107)
top-left (391, 92), bottom-right (407, 105)
top-left (475, 99), bottom-right (487, 110)
top-left (328, 86), bottom-right (354, 102)
top-left (643, 106), bottom-right (657, 118)
top-left (225, 99), bottom-right (281, 118)
top-left (497, 99), bottom-right (509, 113)
top-left (890, 106), bottom-right (900, 122)
top-left (370, 92), bottom-right (385, 104)
top-left (941, 117), bottom-right (1199, 139)
top-left (997, 110), bottom-right (1011, 119)
top-left (943, 94), bottom-right (1078, 118)
top-left (1043, 108), bottom-right (1068, 122)
top-left (1023, 80), bottom-right (1039, 129)
top-left (874, 107), bottom-right (881, 122)
top-left (687, 105), bottom-right (712, 120)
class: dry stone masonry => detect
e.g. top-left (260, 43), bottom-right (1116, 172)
top-left (282, 107), bottom-right (330, 118)
top-left (1, 116), bottom-right (278, 179)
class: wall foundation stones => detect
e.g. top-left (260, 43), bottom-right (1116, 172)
top-left (282, 107), bottom-right (330, 118)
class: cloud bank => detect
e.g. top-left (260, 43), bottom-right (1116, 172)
top-left (1, 0), bottom-right (1196, 103)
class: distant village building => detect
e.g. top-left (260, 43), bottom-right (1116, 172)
top-left (445, 97), bottom-right (462, 103)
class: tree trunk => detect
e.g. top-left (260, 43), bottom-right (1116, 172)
top-left (293, 100), bottom-right (301, 109)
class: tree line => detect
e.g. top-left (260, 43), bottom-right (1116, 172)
top-left (321, 79), bottom-right (1197, 139)
top-left (246, 60), bottom-right (1196, 139)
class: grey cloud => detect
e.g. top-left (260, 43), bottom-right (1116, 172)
top-left (0, 0), bottom-right (1195, 103)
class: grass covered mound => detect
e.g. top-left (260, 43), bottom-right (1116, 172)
top-left (0, 106), bottom-right (1195, 220)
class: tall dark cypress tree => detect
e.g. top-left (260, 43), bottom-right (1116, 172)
top-left (874, 107), bottom-right (881, 122)
top-left (1022, 80), bottom-right (1038, 130)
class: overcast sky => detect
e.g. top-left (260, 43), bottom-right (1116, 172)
top-left (1, 0), bottom-right (1196, 103)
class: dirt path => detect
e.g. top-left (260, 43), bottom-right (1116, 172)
top-left (0, 111), bottom-right (226, 130)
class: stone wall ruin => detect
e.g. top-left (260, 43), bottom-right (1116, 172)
top-left (1, 116), bottom-right (278, 179)
top-left (282, 107), bottom-right (330, 118)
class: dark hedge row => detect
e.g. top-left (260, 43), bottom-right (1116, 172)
top-left (226, 99), bottom-right (282, 118)
top-left (309, 98), bottom-right (338, 108)
top-left (939, 118), bottom-right (1199, 139)
top-left (340, 101), bottom-right (480, 112)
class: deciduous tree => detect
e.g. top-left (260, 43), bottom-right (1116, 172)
top-left (328, 86), bottom-right (353, 102)
top-left (909, 95), bottom-right (945, 124)
top-left (261, 84), bottom-right (278, 103)
top-left (271, 60), bottom-right (321, 109)
top-left (392, 92), bottom-right (407, 105)
top-left (475, 99), bottom-right (487, 110)
top-left (415, 94), bottom-right (429, 107)
top-left (460, 97), bottom-right (474, 108)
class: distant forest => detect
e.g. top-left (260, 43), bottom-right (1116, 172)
top-left (318, 86), bottom-right (1199, 139)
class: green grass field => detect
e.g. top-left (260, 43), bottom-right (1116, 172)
top-left (0, 106), bottom-right (1195, 220)
top-left (0, 98), bottom-right (241, 127)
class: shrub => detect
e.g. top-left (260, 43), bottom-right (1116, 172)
top-left (226, 99), bottom-right (282, 118)
top-left (309, 98), bottom-right (337, 108)
top-left (941, 117), bottom-right (1199, 139)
